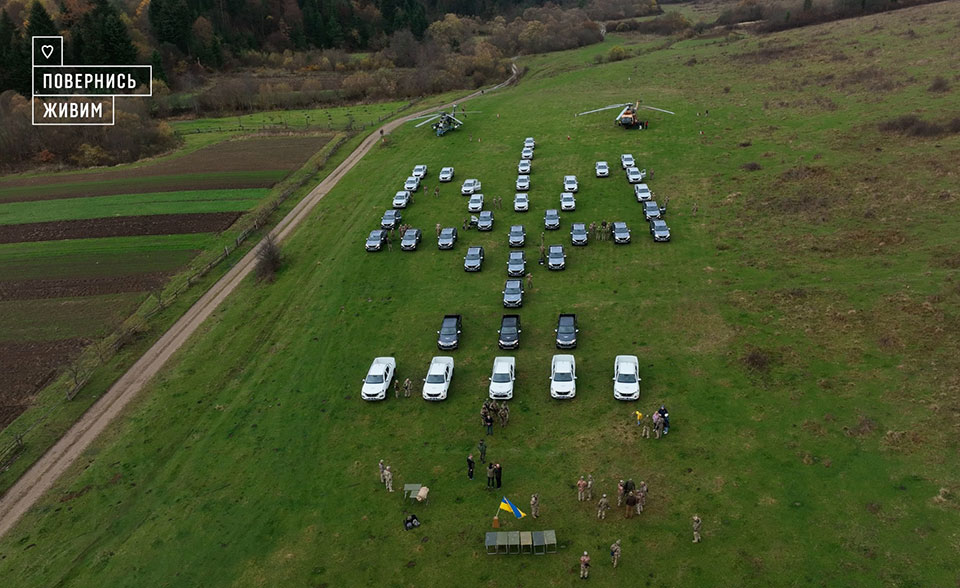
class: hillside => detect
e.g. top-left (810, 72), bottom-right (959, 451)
top-left (0, 2), bottom-right (958, 586)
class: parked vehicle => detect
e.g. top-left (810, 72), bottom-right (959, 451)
top-left (439, 167), bottom-right (455, 182)
top-left (400, 228), bottom-right (422, 250)
top-left (649, 219), bottom-right (671, 242)
top-left (361, 357), bottom-right (396, 401)
top-left (508, 225), bottom-right (526, 247)
top-left (461, 178), bottom-right (482, 195)
top-left (547, 245), bottom-right (566, 270)
top-left (612, 221), bottom-right (631, 244)
top-left (570, 223), bottom-right (588, 246)
top-left (381, 210), bottom-right (401, 230)
top-left (412, 164), bottom-right (428, 179)
top-left (560, 193), bottom-right (576, 211)
top-left (468, 193), bottom-right (484, 212)
top-left (550, 354), bottom-right (577, 399)
top-left (502, 279), bottom-right (524, 307)
top-left (422, 356), bottom-right (454, 401)
top-left (544, 209), bottom-right (561, 230)
top-left (524, 137), bottom-right (536, 149)
top-left (626, 167), bottom-right (644, 184)
top-left (612, 355), bottom-right (641, 401)
top-left (464, 246), bottom-right (484, 271)
top-left (498, 314), bottom-right (522, 349)
top-left (643, 201), bottom-right (661, 221)
top-left (477, 211), bottom-right (494, 231)
top-left (488, 356), bottom-right (516, 399)
top-left (595, 161), bottom-right (609, 177)
top-left (620, 153), bottom-right (635, 169)
top-left (634, 183), bottom-right (652, 202)
top-left (514, 193), bottom-right (529, 212)
top-left (555, 313), bottom-right (578, 348)
top-left (563, 175), bottom-right (578, 193)
top-left (437, 314), bottom-right (462, 350)
top-left (438, 227), bottom-right (457, 249)
top-left (393, 191), bottom-right (412, 209)
top-left (404, 176), bottom-right (420, 191)
top-left (365, 229), bottom-right (388, 251)
top-left (507, 251), bottom-right (526, 277)
top-left (518, 160), bottom-right (531, 174)
top-left (516, 174), bottom-right (531, 191)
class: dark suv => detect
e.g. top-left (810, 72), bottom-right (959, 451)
top-left (365, 229), bottom-right (388, 251)
top-left (437, 314), bottom-right (462, 350)
top-left (570, 223), bottom-right (588, 246)
top-left (555, 313), bottom-right (578, 349)
top-left (498, 315), bottom-right (521, 349)
top-left (464, 246), bottom-right (484, 272)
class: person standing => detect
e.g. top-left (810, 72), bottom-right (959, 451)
top-left (597, 494), bottom-right (610, 519)
top-left (580, 551), bottom-right (591, 579)
top-left (610, 539), bottom-right (621, 568)
top-left (625, 491), bottom-right (637, 518)
top-left (525, 272), bottom-right (533, 290)
top-left (384, 466), bottom-right (393, 492)
top-left (394, 380), bottom-right (400, 399)
top-left (692, 515), bottom-right (702, 543)
top-left (478, 439), bottom-right (487, 463)
top-left (577, 476), bottom-right (588, 502)
top-left (586, 474), bottom-right (594, 500)
top-left (634, 410), bottom-right (643, 427)
top-left (379, 459), bottom-right (386, 484)
top-left (617, 480), bottom-right (625, 507)
top-left (467, 454), bottom-right (475, 480)
top-left (494, 463), bottom-right (503, 489)
top-left (484, 412), bottom-right (494, 435)
top-left (530, 493), bottom-right (540, 518)
top-left (486, 463), bottom-right (495, 490)
top-left (403, 378), bottom-right (412, 398)
top-left (436, 223), bottom-right (442, 237)
top-left (637, 484), bottom-right (647, 513)
top-left (498, 403), bottom-right (509, 428)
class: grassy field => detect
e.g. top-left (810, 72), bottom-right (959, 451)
top-left (1, 3), bottom-right (959, 586)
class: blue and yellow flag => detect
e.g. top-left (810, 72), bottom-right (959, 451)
top-left (499, 497), bottom-right (526, 519)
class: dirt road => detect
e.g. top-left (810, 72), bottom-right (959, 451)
top-left (0, 66), bottom-right (517, 540)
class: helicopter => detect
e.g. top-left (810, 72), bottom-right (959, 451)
top-left (409, 104), bottom-right (481, 136)
top-left (575, 100), bottom-right (675, 129)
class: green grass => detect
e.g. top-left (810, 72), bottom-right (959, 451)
top-left (0, 171), bottom-right (285, 201)
top-left (0, 240), bottom-right (202, 281)
top-left (0, 189), bottom-right (269, 225)
top-left (2, 3), bottom-right (959, 586)
top-left (0, 293), bottom-right (145, 341)
top-left (170, 100), bottom-right (414, 135)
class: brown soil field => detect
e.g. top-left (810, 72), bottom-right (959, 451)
top-left (0, 339), bottom-right (88, 428)
top-left (0, 212), bottom-right (241, 244)
top-left (0, 134), bottom-right (331, 191)
top-left (0, 273), bottom-right (169, 301)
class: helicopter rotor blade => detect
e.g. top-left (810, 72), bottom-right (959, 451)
top-left (415, 115), bottom-right (442, 127)
top-left (450, 117), bottom-right (465, 125)
top-left (575, 103), bottom-right (632, 117)
top-left (639, 105), bottom-right (676, 115)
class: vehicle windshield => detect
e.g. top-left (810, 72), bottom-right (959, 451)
top-left (500, 325), bottom-right (517, 335)
top-left (467, 251), bottom-right (480, 260)
top-left (547, 212), bottom-right (557, 219)
top-left (617, 373), bottom-right (637, 383)
top-left (441, 229), bottom-right (453, 237)
top-left (505, 283), bottom-right (520, 294)
top-left (440, 324), bottom-right (456, 335)
top-left (492, 372), bottom-right (511, 383)
top-left (558, 324), bottom-right (574, 334)
top-left (426, 373), bottom-right (445, 384)
top-left (554, 371), bottom-right (573, 382)
top-left (365, 374), bottom-right (384, 384)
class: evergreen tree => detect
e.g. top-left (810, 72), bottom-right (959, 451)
top-left (149, 0), bottom-right (193, 53)
top-left (26, 1), bottom-right (59, 39)
top-left (0, 10), bottom-right (32, 94)
top-left (73, 0), bottom-right (137, 64)
top-left (150, 49), bottom-right (167, 83)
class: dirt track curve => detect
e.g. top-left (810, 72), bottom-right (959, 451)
top-left (0, 65), bottom-right (518, 540)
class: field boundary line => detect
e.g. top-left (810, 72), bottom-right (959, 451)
top-left (0, 70), bottom-right (519, 539)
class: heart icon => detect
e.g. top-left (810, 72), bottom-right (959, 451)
top-left (41, 45), bottom-right (54, 59)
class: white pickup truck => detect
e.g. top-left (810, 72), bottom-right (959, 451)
top-left (613, 355), bottom-right (641, 401)
top-left (488, 357), bottom-right (516, 400)
top-left (361, 357), bottom-right (396, 401)
top-left (422, 356), bottom-right (455, 401)
top-left (550, 354), bottom-right (577, 399)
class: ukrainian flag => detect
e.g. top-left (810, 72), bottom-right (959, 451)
top-left (499, 497), bottom-right (526, 519)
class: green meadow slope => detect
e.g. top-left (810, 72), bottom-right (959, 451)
top-left (0, 3), bottom-right (958, 586)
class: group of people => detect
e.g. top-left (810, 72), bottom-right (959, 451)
top-left (480, 399), bottom-right (510, 434)
top-left (393, 377), bottom-right (413, 398)
top-left (634, 405), bottom-right (670, 439)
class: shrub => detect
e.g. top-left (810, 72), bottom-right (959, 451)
top-left (255, 235), bottom-right (282, 282)
top-left (928, 76), bottom-right (950, 93)
top-left (607, 45), bottom-right (628, 61)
